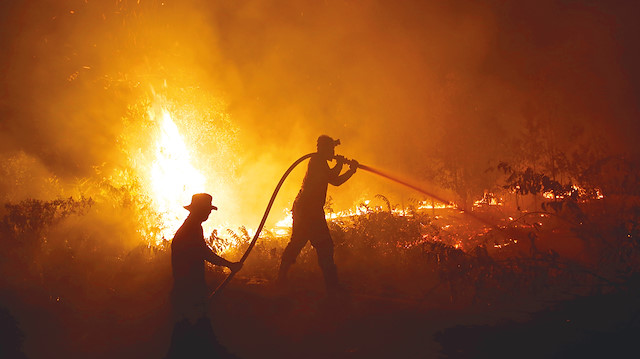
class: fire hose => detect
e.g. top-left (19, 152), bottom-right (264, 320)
top-left (209, 152), bottom-right (491, 299)
top-left (209, 153), bottom-right (314, 299)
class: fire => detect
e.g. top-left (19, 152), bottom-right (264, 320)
top-left (149, 108), bottom-right (206, 241)
top-left (125, 98), bottom-right (241, 251)
top-left (273, 210), bottom-right (293, 237)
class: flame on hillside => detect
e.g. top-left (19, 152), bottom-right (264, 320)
top-left (272, 199), bottom-right (456, 238)
top-left (148, 107), bottom-right (206, 241)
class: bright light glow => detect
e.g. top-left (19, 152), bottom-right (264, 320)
top-left (417, 201), bottom-right (451, 209)
top-left (275, 210), bottom-right (293, 228)
top-left (150, 108), bottom-right (206, 241)
top-left (543, 191), bottom-right (555, 199)
top-left (274, 228), bottom-right (289, 237)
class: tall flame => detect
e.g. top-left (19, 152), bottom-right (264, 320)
top-left (150, 108), bottom-right (205, 240)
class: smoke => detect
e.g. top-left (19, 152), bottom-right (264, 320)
top-left (1, 0), bottom-right (638, 230)
top-left (1, 2), bottom-right (639, 357)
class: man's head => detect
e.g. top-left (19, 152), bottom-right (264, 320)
top-left (317, 135), bottom-right (340, 160)
top-left (184, 193), bottom-right (217, 221)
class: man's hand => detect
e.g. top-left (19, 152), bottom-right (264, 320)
top-left (334, 155), bottom-right (347, 164)
top-left (349, 159), bottom-right (359, 171)
top-left (227, 261), bottom-right (243, 273)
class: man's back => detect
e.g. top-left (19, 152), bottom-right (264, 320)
top-left (171, 217), bottom-right (207, 296)
top-left (295, 154), bottom-right (331, 210)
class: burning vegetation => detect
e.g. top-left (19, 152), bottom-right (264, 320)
top-left (1, 0), bottom-right (640, 358)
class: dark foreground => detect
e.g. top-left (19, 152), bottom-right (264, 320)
top-left (4, 271), bottom-right (639, 359)
top-left (213, 275), bottom-right (640, 359)
top-left (2, 204), bottom-right (640, 358)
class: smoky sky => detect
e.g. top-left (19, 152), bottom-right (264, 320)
top-left (1, 0), bottom-right (639, 218)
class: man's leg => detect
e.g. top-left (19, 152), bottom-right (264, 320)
top-left (277, 231), bottom-right (307, 284)
top-left (311, 227), bottom-right (341, 293)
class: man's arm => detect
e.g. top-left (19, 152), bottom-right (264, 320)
top-left (202, 243), bottom-right (242, 272)
top-left (329, 159), bottom-right (344, 179)
top-left (329, 159), bottom-right (358, 186)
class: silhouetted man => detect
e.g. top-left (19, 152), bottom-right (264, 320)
top-left (277, 135), bottom-right (358, 294)
top-left (166, 193), bottom-right (241, 359)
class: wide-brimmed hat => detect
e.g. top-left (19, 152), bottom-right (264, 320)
top-left (184, 193), bottom-right (218, 212)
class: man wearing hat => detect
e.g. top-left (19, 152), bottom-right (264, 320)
top-left (171, 193), bottom-right (241, 319)
top-left (277, 135), bottom-right (358, 295)
top-left (167, 193), bottom-right (242, 359)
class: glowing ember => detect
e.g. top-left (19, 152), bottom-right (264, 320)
top-left (150, 108), bottom-right (206, 241)
top-left (473, 192), bottom-right (501, 207)
top-left (417, 201), bottom-right (452, 210)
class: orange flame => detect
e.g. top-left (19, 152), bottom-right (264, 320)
top-left (149, 108), bottom-right (205, 241)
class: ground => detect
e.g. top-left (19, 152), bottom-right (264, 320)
top-left (2, 207), bottom-right (639, 358)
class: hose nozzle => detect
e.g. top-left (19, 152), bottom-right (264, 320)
top-left (334, 155), bottom-right (359, 169)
